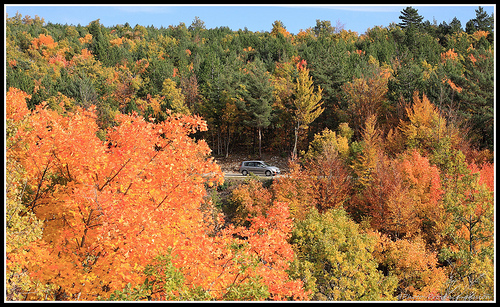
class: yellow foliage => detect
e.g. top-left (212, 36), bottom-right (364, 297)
top-left (399, 91), bottom-right (458, 153)
top-left (110, 37), bottom-right (123, 46)
top-left (78, 33), bottom-right (93, 45)
top-left (162, 78), bottom-right (190, 115)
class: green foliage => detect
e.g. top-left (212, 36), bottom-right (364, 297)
top-left (289, 208), bottom-right (397, 300)
top-left (438, 150), bottom-right (494, 300)
top-left (303, 127), bottom-right (350, 161)
top-left (105, 252), bottom-right (212, 301)
top-left (398, 6), bottom-right (424, 30)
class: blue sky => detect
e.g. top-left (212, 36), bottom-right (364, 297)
top-left (4, 4), bottom-right (495, 35)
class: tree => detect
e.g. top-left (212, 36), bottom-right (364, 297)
top-left (87, 19), bottom-right (110, 65)
top-left (7, 87), bottom-right (308, 301)
top-left (465, 6), bottom-right (494, 34)
top-left (188, 16), bottom-right (206, 32)
top-left (270, 20), bottom-right (291, 38)
top-left (161, 78), bottom-right (190, 115)
top-left (9, 99), bottom-right (223, 299)
top-left (291, 67), bottom-right (323, 159)
top-left (439, 150), bottom-right (494, 300)
top-left (302, 128), bottom-right (352, 212)
top-left (458, 47), bottom-right (494, 150)
top-left (289, 208), bottom-right (397, 301)
top-left (6, 88), bottom-right (55, 300)
top-left (351, 114), bottom-right (383, 190)
top-left (374, 235), bottom-right (448, 300)
top-left (399, 91), bottom-right (461, 156)
top-left (398, 7), bottom-right (424, 30)
top-left (237, 59), bottom-right (274, 158)
top-left (342, 66), bottom-right (391, 138)
top-left (313, 19), bottom-right (335, 37)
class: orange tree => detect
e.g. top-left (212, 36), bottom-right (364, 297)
top-left (6, 87), bottom-right (307, 301)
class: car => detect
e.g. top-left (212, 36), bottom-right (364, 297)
top-left (239, 160), bottom-right (281, 176)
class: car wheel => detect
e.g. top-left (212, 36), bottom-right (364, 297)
top-left (242, 170), bottom-right (248, 176)
top-left (265, 170), bottom-right (272, 176)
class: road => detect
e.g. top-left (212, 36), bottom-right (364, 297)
top-left (223, 171), bottom-right (284, 179)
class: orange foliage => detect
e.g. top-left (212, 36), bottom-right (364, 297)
top-left (230, 179), bottom-right (274, 226)
top-left (472, 30), bottom-right (489, 40)
top-left (235, 202), bottom-right (309, 300)
top-left (440, 48), bottom-right (458, 62)
top-left (476, 162), bottom-right (494, 192)
top-left (272, 161), bottom-right (316, 221)
top-left (6, 87), bottom-right (31, 122)
top-left (468, 53), bottom-right (477, 64)
top-left (31, 34), bottom-right (58, 50)
top-left (48, 54), bottom-right (70, 69)
top-left (109, 37), bottom-right (123, 46)
top-left (442, 78), bottom-right (463, 93)
top-left (7, 89), bottom-right (306, 300)
top-left (400, 150), bottom-right (443, 208)
top-left (398, 150), bottom-right (446, 247)
top-left (374, 235), bottom-right (448, 300)
top-left (355, 152), bottom-right (413, 238)
top-left (303, 153), bottom-right (351, 212)
top-left (357, 149), bottom-right (445, 246)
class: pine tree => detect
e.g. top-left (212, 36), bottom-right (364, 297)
top-left (465, 6), bottom-right (494, 33)
top-left (398, 7), bottom-right (424, 30)
top-left (237, 59), bottom-right (274, 158)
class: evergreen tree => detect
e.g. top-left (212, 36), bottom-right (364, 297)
top-left (465, 6), bottom-right (494, 33)
top-left (237, 59), bottom-right (274, 158)
top-left (398, 6), bottom-right (424, 30)
top-left (87, 19), bottom-right (110, 65)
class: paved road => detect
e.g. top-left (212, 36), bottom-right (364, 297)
top-left (223, 172), bottom-right (284, 179)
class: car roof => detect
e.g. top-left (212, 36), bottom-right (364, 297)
top-left (243, 160), bottom-right (264, 163)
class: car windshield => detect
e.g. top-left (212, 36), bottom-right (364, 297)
top-left (259, 162), bottom-right (269, 167)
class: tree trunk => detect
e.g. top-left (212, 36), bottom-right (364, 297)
top-left (292, 123), bottom-right (299, 160)
top-left (258, 126), bottom-right (262, 159)
top-left (225, 125), bottom-right (231, 158)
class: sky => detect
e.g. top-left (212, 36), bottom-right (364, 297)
top-left (4, 4), bottom-right (496, 35)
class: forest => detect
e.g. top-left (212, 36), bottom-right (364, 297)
top-left (5, 6), bottom-right (495, 301)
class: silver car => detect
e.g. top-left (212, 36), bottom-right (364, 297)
top-left (239, 160), bottom-right (280, 176)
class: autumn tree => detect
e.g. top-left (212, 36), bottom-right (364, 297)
top-left (351, 114), bottom-right (383, 191)
top-left (289, 208), bottom-right (397, 301)
top-left (228, 178), bottom-right (274, 227)
top-left (7, 90), bottom-right (223, 299)
top-left (342, 66), bottom-right (391, 138)
top-left (271, 20), bottom-right (291, 39)
top-left (374, 235), bottom-right (448, 300)
top-left (6, 88), bottom-right (56, 300)
top-left (399, 91), bottom-right (461, 157)
top-left (438, 150), bottom-right (494, 300)
top-left (301, 128), bottom-right (352, 212)
top-left (291, 67), bottom-right (324, 159)
top-left (271, 161), bottom-right (317, 221)
top-left (6, 86), bottom-right (309, 301)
